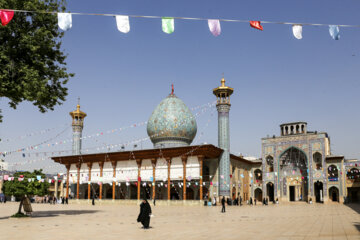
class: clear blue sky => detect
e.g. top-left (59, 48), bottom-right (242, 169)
top-left (1, 0), bottom-right (360, 173)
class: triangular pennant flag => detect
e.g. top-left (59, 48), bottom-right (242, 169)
top-left (162, 17), bottom-right (174, 34)
top-left (208, 19), bottom-right (221, 37)
top-left (0, 10), bottom-right (14, 26)
top-left (329, 25), bottom-right (340, 40)
top-left (58, 13), bottom-right (72, 31)
top-left (115, 15), bottom-right (130, 33)
top-left (292, 24), bottom-right (303, 39)
top-left (250, 21), bottom-right (263, 31)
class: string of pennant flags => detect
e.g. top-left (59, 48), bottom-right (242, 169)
top-left (0, 123), bottom-right (69, 143)
top-left (1, 101), bottom-right (216, 156)
top-left (3, 101), bottom-right (216, 172)
top-left (1, 9), bottom-right (359, 40)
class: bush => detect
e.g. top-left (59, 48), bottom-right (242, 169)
top-left (11, 212), bottom-right (29, 218)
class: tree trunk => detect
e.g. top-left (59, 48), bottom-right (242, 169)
top-left (18, 197), bottom-right (24, 214)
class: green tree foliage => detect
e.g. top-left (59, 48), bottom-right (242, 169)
top-left (0, 0), bottom-right (73, 122)
top-left (2, 169), bottom-right (50, 214)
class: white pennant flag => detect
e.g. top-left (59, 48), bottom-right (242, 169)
top-left (58, 13), bottom-right (72, 31)
top-left (116, 15), bottom-right (130, 33)
top-left (292, 24), bottom-right (302, 40)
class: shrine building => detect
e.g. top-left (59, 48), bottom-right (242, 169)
top-left (52, 78), bottom-right (258, 203)
top-left (51, 78), bottom-right (360, 204)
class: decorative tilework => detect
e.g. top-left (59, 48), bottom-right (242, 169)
top-left (147, 94), bottom-right (197, 147)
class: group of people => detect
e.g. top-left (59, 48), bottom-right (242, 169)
top-left (136, 195), bottom-right (278, 229)
top-left (37, 196), bottom-right (68, 204)
top-left (219, 196), bottom-right (279, 213)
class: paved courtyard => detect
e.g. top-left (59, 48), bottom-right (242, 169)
top-left (0, 202), bottom-right (359, 240)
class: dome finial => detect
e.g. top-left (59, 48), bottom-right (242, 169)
top-left (221, 73), bottom-right (225, 87)
top-left (171, 84), bottom-right (174, 95)
top-left (77, 97), bottom-right (80, 110)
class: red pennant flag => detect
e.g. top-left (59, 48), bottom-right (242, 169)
top-left (0, 10), bottom-right (14, 26)
top-left (250, 21), bottom-right (263, 31)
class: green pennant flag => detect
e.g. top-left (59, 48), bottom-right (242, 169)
top-left (162, 17), bottom-right (174, 34)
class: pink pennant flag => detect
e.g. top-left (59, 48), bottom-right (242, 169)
top-left (208, 19), bottom-right (221, 37)
top-left (0, 10), bottom-right (14, 26)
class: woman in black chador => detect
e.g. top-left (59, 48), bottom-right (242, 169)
top-left (137, 199), bottom-right (152, 229)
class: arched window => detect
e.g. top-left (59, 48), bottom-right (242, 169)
top-left (290, 126), bottom-right (294, 134)
top-left (266, 156), bottom-right (274, 172)
top-left (285, 126), bottom-right (288, 135)
top-left (313, 152), bottom-right (322, 170)
top-left (296, 125), bottom-right (299, 134)
top-left (301, 125), bottom-right (305, 133)
top-left (254, 169), bottom-right (262, 181)
top-left (328, 165), bottom-right (338, 181)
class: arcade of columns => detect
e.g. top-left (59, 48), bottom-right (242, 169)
top-left (65, 155), bottom-right (205, 201)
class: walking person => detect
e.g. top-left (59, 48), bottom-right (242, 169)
top-left (65, 197), bottom-right (68, 204)
top-left (137, 198), bottom-right (152, 229)
top-left (239, 196), bottom-right (242, 206)
top-left (254, 198), bottom-right (257, 205)
top-left (153, 196), bottom-right (156, 206)
top-left (221, 196), bottom-right (226, 213)
top-left (92, 194), bottom-right (96, 206)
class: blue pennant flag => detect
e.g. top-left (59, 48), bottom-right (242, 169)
top-left (329, 25), bottom-right (340, 40)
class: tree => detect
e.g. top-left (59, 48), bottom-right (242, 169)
top-left (2, 170), bottom-right (50, 214)
top-left (0, 0), bottom-right (73, 122)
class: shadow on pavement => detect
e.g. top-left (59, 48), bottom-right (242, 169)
top-left (355, 223), bottom-right (360, 232)
top-left (344, 203), bottom-right (360, 232)
top-left (31, 210), bottom-right (99, 218)
top-left (345, 203), bottom-right (360, 214)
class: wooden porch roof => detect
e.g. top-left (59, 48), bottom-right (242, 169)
top-left (52, 144), bottom-right (222, 165)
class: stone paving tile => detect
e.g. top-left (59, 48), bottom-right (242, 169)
top-left (0, 202), bottom-right (359, 240)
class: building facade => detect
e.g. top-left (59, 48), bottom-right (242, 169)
top-left (256, 121), bottom-right (360, 203)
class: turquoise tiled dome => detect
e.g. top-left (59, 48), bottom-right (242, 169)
top-left (147, 93), bottom-right (197, 148)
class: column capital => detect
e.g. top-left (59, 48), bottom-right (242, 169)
top-left (87, 162), bottom-right (92, 169)
top-left (65, 164), bottom-right (71, 171)
top-left (197, 155), bottom-right (205, 161)
top-left (151, 158), bottom-right (157, 167)
top-left (76, 162), bottom-right (81, 169)
top-left (166, 157), bottom-right (172, 165)
top-left (136, 159), bottom-right (142, 168)
top-left (181, 155), bottom-right (188, 164)
top-left (99, 161), bottom-right (104, 169)
top-left (111, 160), bottom-right (117, 169)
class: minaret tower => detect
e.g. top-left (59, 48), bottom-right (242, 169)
top-left (213, 77), bottom-right (234, 197)
top-left (69, 98), bottom-right (87, 155)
